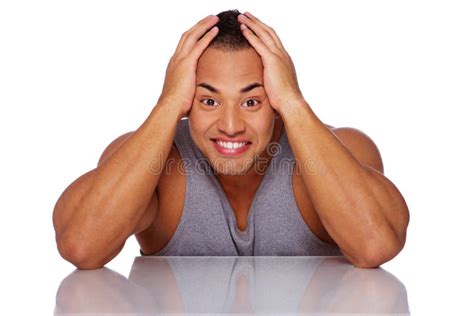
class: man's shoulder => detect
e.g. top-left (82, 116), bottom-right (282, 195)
top-left (324, 124), bottom-right (336, 130)
top-left (97, 131), bottom-right (135, 167)
top-left (330, 126), bottom-right (384, 174)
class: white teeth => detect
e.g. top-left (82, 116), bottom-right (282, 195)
top-left (216, 140), bottom-right (247, 149)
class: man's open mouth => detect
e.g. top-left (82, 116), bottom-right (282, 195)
top-left (210, 139), bottom-right (252, 156)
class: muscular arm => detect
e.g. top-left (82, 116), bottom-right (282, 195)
top-left (280, 101), bottom-right (409, 268)
top-left (53, 100), bottom-right (181, 269)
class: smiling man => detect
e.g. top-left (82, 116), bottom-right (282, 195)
top-left (53, 10), bottom-right (409, 270)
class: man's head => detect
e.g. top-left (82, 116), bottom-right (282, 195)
top-left (188, 10), bottom-right (281, 176)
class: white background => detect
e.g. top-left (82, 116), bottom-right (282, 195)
top-left (1, 0), bottom-right (473, 314)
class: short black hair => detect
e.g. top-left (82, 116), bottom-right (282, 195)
top-left (207, 9), bottom-right (252, 51)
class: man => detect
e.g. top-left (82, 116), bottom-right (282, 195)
top-left (53, 10), bottom-right (409, 270)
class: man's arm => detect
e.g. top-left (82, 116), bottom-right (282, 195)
top-left (237, 12), bottom-right (409, 268)
top-left (52, 14), bottom-right (220, 270)
top-left (53, 102), bottom-right (181, 270)
top-left (281, 102), bottom-right (409, 268)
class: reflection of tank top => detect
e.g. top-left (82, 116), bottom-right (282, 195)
top-left (147, 118), bottom-right (342, 256)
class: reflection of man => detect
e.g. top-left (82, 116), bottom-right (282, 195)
top-left (53, 10), bottom-right (409, 269)
top-left (55, 257), bottom-right (410, 314)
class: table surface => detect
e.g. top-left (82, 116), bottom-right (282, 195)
top-left (53, 256), bottom-right (409, 315)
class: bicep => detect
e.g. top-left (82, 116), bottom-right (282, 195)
top-left (54, 132), bottom-right (137, 231)
top-left (134, 188), bottom-right (159, 234)
top-left (333, 126), bottom-right (409, 242)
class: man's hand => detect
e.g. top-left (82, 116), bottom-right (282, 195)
top-left (158, 15), bottom-right (219, 118)
top-left (238, 12), bottom-right (304, 112)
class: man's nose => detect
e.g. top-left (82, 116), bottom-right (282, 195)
top-left (216, 106), bottom-right (245, 136)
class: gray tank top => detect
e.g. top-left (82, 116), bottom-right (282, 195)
top-left (147, 118), bottom-right (342, 256)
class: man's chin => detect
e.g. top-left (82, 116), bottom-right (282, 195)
top-left (208, 158), bottom-right (256, 176)
top-left (211, 165), bottom-right (252, 176)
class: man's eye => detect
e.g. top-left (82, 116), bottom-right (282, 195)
top-left (243, 99), bottom-right (260, 107)
top-left (201, 99), bottom-right (218, 106)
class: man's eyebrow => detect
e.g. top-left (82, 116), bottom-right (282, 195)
top-left (197, 82), bottom-right (263, 94)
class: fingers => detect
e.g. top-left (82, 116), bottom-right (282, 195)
top-left (239, 23), bottom-right (273, 59)
top-left (175, 15), bottom-right (219, 57)
top-left (245, 12), bottom-right (285, 48)
top-left (238, 14), bottom-right (279, 54)
top-left (189, 26), bottom-right (219, 60)
top-left (175, 15), bottom-right (214, 53)
top-left (240, 12), bottom-right (286, 53)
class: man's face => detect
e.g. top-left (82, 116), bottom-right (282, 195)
top-left (188, 47), bottom-right (277, 176)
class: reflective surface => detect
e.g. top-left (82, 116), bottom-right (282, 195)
top-left (55, 256), bottom-right (409, 315)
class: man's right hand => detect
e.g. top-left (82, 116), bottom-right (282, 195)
top-left (158, 15), bottom-right (219, 118)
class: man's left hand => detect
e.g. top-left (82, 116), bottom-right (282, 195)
top-left (238, 12), bottom-right (304, 113)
